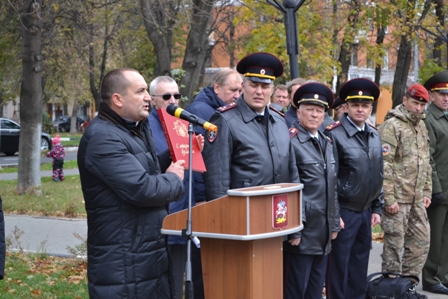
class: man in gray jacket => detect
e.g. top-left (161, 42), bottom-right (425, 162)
top-left (202, 52), bottom-right (299, 201)
top-left (422, 70), bottom-right (448, 295)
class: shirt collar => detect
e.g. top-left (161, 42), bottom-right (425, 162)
top-left (346, 115), bottom-right (365, 131)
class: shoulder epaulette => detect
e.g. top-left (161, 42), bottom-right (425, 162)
top-left (217, 102), bottom-right (237, 112)
top-left (368, 123), bottom-right (378, 130)
top-left (269, 105), bottom-right (285, 117)
top-left (289, 128), bottom-right (298, 139)
top-left (325, 121), bottom-right (341, 131)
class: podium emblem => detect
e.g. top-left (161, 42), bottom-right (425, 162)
top-left (272, 194), bottom-right (288, 229)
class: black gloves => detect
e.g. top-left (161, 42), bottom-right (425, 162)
top-left (431, 193), bottom-right (444, 207)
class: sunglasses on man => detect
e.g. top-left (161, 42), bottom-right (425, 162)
top-left (152, 93), bottom-right (182, 100)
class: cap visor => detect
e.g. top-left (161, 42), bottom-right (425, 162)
top-left (437, 90), bottom-right (448, 94)
top-left (247, 77), bottom-right (273, 84)
top-left (346, 98), bottom-right (374, 103)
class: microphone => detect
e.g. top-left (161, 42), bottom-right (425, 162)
top-left (166, 104), bottom-right (218, 132)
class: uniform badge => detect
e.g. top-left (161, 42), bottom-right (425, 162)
top-left (217, 102), bottom-right (237, 112)
top-left (325, 121), bottom-right (341, 131)
top-left (289, 128), bottom-right (298, 138)
top-left (382, 143), bottom-right (391, 156)
top-left (207, 129), bottom-right (218, 143)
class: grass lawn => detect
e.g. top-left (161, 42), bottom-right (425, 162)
top-left (0, 160), bottom-right (79, 174)
top-left (1, 175), bottom-right (86, 218)
top-left (1, 170), bottom-right (88, 296)
top-left (0, 253), bottom-right (88, 298)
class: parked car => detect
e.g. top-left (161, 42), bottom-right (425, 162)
top-left (0, 118), bottom-right (52, 156)
top-left (52, 115), bottom-right (84, 132)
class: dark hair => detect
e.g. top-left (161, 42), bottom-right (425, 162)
top-left (100, 68), bottom-right (139, 104)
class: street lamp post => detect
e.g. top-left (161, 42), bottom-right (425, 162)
top-left (266, 0), bottom-right (306, 79)
top-left (419, 26), bottom-right (448, 69)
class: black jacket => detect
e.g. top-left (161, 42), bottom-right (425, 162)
top-left (203, 97), bottom-right (300, 201)
top-left (325, 114), bottom-right (384, 214)
top-left (284, 123), bottom-right (340, 255)
top-left (78, 103), bottom-right (184, 299)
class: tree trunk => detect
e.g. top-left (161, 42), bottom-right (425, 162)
top-left (88, 24), bottom-right (101, 111)
top-left (140, 0), bottom-right (173, 76)
top-left (335, 0), bottom-right (361, 94)
top-left (374, 26), bottom-right (386, 86)
top-left (180, 0), bottom-right (215, 101)
top-left (433, 0), bottom-right (444, 67)
top-left (17, 0), bottom-right (43, 195)
top-left (71, 99), bottom-right (80, 133)
top-left (391, 34), bottom-right (412, 108)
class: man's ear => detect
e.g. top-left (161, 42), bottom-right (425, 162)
top-left (111, 93), bottom-right (123, 108)
top-left (213, 83), bottom-right (220, 94)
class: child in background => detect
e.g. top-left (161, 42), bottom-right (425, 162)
top-left (46, 134), bottom-right (65, 182)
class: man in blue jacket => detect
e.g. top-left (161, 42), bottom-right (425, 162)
top-left (148, 75), bottom-right (203, 299)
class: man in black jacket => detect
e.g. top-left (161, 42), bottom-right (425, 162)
top-left (184, 69), bottom-right (243, 299)
top-left (78, 68), bottom-right (185, 299)
top-left (202, 52), bottom-right (299, 201)
top-left (284, 82), bottom-right (339, 299)
top-left (325, 78), bottom-right (384, 299)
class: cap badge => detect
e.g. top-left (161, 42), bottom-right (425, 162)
top-left (260, 69), bottom-right (266, 75)
top-left (359, 91), bottom-right (363, 96)
top-left (410, 88), bottom-right (416, 96)
top-left (314, 94), bottom-right (319, 99)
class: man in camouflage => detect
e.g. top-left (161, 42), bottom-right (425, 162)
top-left (379, 84), bottom-right (432, 279)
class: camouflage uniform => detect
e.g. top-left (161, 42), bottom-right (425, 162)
top-left (379, 104), bottom-right (431, 277)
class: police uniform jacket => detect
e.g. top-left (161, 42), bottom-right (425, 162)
top-left (424, 103), bottom-right (448, 203)
top-left (325, 113), bottom-right (384, 214)
top-left (78, 102), bottom-right (184, 299)
top-left (284, 122), bottom-right (340, 255)
top-left (202, 96), bottom-right (300, 201)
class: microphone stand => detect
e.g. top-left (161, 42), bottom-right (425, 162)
top-left (182, 122), bottom-right (195, 299)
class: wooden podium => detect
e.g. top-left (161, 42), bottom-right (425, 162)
top-left (162, 183), bottom-right (303, 299)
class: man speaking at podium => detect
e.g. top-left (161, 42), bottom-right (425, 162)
top-left (202, 52), bottom-right (299, 201)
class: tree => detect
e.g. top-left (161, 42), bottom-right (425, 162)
top-left (139, 0), bottom-right (180, 77)
top-left (17, 0), bottom-right (44, 195)
top-left (390, 0), bottom-right (433, 108)
top-left (180, 0), bottom-right (216, 100)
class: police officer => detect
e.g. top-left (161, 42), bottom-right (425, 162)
top-left (422, 71), bottom-right (448, 295)
top-left (284, 83), bottom-right (339, 299)
top-left (379, 84), bottom-right (431, 283)
top-left (325, 78), bottom-right (384, 299)
top-left (202, 52), bottom-right (299, 201)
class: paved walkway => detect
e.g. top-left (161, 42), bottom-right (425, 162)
top-left (1, 169), bottom-right (445, 297)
